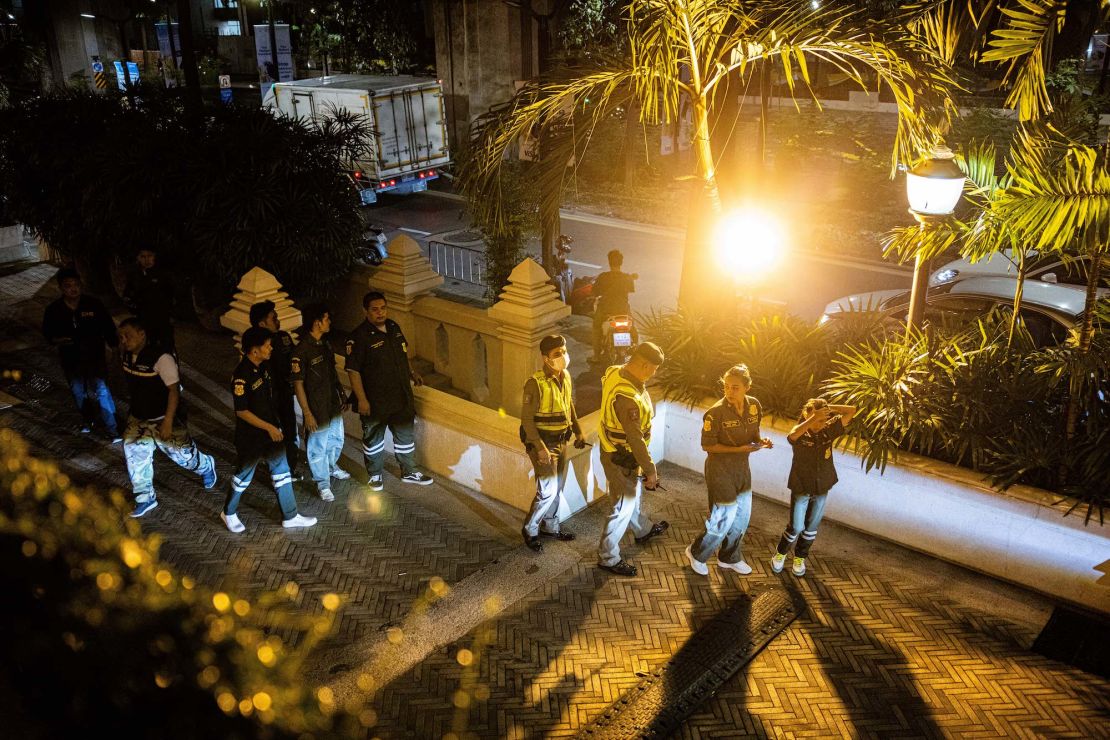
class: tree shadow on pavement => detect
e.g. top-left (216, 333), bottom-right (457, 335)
top-left (782, 579), bottom-right (944, 738)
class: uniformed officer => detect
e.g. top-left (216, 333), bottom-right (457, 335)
top-left (596, 342), bottom-right (669, 577)
top-left (42, 267), bottom-right (120, 440)
top-left (250, 300), bottom-right (301, 479)
top-left (684, 364), bottom-right (772, 577)
top-left (346, 291), bottom-right (433, 491)
top-left (519, 335), bottom-right (586, 552)
top-left (291, 303), bottom-right (350, 503)
top-left (224, 327), bottom-right (317, 533)
top-left (122, 247), bottom-right (175, 353)
top-left (117, 317), bottom-right (217, 518)
top-left (771, 398), bottom-right (857, 577)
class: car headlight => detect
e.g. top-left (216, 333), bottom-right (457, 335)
top-left (932, 268), bottom-right (959, 285)
top-left (818, 313), bottom-right (831, 325)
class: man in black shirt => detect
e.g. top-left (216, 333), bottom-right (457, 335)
top-left (123, 247), bottom-right (175, 353)
top-left (224, 327), bottom-right (316, 533)
top-left (118, 318), bottom-right (216, 518)
top-left (250, 300), bottom-right (300, 479)
top-left (346, 291), bottom-right (433, 492)
top-left (591, 249), bottom-right (637, 360)
top-left (42, 268), bottom-right (120, 440)
top-left (291, 303), bottom-right (349, 503)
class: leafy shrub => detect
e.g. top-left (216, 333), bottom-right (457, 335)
top-left (0, 88), bottom-right (364, 306)
top-left (0, 429), bottom-right (378, 737)
top-left (645, 304), bottom-right (1109, 521)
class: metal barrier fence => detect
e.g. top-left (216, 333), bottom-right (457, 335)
top-left (427, 239), bottom-right (487, 287)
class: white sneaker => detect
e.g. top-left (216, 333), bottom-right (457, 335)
top-left (684, 545), bottom-right (709, 576)
top-left (221, 512), bottom-right (245, 533)
top-left (319, 489), bottom-right (334, 502)
top-left (401, 471), bottom-right (433, 486)
top-left (367, 474), bottom-right (384, 492)
top-left (282, 513), bottom-right (317, 529)
top-left (792, 557), bottom-right (807, 576)
top-left (718, 559), bottom-right (753, 575)
top-left (771, 553), bottom-right (786, 573)
top-left (330, 467), bottom-right (351, 481)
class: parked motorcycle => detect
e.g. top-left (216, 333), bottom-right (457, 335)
top-left (357, 224), bottom-right (389, 265)
top-left (596, 313), bottom-right (639, 367)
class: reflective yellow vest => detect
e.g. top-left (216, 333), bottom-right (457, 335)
top-left (598, 365), bottom-right (652, 453)
top-left (531, 369), bottom-right (574, 440)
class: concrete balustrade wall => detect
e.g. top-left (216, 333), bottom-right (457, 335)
top-left (653, 398), bottom-right (1110, 615)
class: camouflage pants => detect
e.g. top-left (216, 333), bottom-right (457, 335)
top-left (123, 416), bottom-right (213, 503)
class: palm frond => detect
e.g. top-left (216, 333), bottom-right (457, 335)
top-left (981, 0), bottom-right (1066, 121)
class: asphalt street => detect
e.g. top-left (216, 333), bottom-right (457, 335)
top-left (364, 189), bottom-right (913, 319)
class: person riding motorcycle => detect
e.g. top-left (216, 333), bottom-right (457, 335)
top-left (592, 249), bottom-right (638, 363)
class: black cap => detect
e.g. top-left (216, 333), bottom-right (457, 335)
top-left (632, 341), bottom-right (664, 365)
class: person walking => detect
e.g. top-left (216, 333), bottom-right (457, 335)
top-left (42, 268), bottom-right (120, 441)
top-left (684, 364), bottom-right (772, 577)
top-left (291, 303), bottom-right (350, 503)
top-left (117, 318), bottom-right (217, 518)
top-left (772, 398), bottom-right (857, 576)
top-left (346, 291), bottom-right (433, 491)
top-left (596, 342), bottom-right (669, 577)
top-left (250, 300), bottom-right (301, 479)
top-left (223, 327), bottom-right (317, 533)
top-left (122, 247), bottom-right (175, 353)
top-left (520, 334), bottom-right (586, 552)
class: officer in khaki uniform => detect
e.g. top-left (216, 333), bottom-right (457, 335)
top-left (596, 342), bottom-right (669, 577)
top-left (684, 364), bottom-right (771, 577)
top-left (519, 335), bottom-right (586, 551)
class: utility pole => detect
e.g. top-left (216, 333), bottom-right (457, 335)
top-left (175, 0), bottom-right (203, 125)
top-left (267, 0), bottom-right (279, 85)
top-left (164, 0), bottom-right (179, 87)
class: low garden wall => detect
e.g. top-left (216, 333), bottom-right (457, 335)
top-left (655, 398), bottom-right (1110, 615)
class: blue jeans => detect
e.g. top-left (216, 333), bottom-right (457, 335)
top-left (224, 447), bottom-right (299, 521)
top-left (776, 491), bottom-right (829, 558)
top-left (68, 376), bottom-right (117, 435)
top-left (306, 415), bottom-right (345, 494)
top-left (597, 452), bottom-right (654, 566)
top-left (690, 493), bottom-right (752, 564)
top-left (123, 416), bottom-right (214, 503)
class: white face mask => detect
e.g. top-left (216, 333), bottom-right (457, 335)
top-left (547, 353), bottom-right (569, 373)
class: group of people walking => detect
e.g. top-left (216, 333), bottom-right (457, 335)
top-left (43, 251), bottom-right (856, 573)
top-left (43, 254), bottom-right (433, 532)
top-left (517, 338), bottom-right (856, 578)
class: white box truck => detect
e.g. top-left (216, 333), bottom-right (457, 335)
top-left (263, 74), bottom-right (451, 204)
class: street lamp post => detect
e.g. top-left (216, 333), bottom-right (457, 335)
top-left (904, 147), bottom-right (964, 331)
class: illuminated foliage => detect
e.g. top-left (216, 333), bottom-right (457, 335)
top-left (0, 429), bottom-right (379, 736)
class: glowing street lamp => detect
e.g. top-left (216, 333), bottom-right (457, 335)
top-left (713, 209), bottom-right (786, 283)
top-left (905, 146), bottom-right (964, 330)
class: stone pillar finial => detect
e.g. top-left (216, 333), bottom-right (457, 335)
top-left (369, 234), bottom-right (445, 312)
top-left (220, 266), bottom-right (302, 347)
top-left (488, 258), bottom-right (571, 417)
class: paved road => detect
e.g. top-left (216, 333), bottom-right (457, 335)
top-left (364, 190), bottom-right (913, 319)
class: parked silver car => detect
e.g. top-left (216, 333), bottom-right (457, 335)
top-left (822, 276), bottom-right (1108, 347)
top-left (929, 251), bottom-right (1097, 288)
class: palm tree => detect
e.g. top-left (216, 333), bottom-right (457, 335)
top-left (460, 0), bottom-right (955, 309)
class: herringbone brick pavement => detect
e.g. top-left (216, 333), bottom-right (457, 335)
top-left (367, 482), bottom-right (1110, 739)
top-left (3, 264), bottom-right (1108, 738)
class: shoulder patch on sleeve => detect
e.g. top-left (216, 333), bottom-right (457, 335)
top-left (291, 357), bottom-right (301, 373)
top-left (233, 379), bottom-right (246, 396)
top-left (345, 339), bottom-right (354, 355)
top-left (703, 418), bottom-right (713, 432)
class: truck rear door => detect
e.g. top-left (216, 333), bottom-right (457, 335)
top-left (371, 83), bottom-right (451, 178)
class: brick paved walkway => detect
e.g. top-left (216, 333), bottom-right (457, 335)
top-left (2, 263), bottom-right (1108, 739)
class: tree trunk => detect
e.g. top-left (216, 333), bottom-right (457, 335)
top-left (175, 0), bottom-right (203, 125)
top-left (1062, 249), bottom-right (1103, 470)
top-left (1007, 251), bottom-right (1028, 348)
top-left (677, 96), bottom-right (726, 311)
top-left (622, 98), bottom-right (640, 185)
